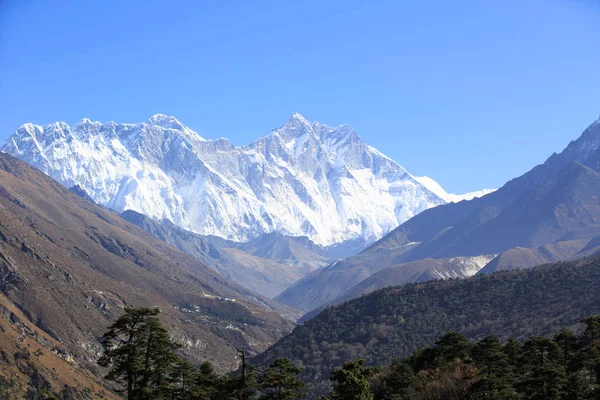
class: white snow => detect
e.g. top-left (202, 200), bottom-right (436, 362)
top-left (1, 113), bottom-right (472, 246)
top-left (414, 176), bottom-right (496, 203)
top-left (429, 254), bottom-right (497, 280)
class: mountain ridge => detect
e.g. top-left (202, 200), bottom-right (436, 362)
top-left (1, 113), bottom-right (488, 247)
top-left (119, 209), bottom-right (312, 299)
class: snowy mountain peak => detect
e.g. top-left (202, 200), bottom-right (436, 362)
top-left (148, 113), bottom-right (174, 123)
top-left (2, 114), bottom-right (454, 245)
top-left (287, 112), bottom-right (311, 125)
top-left (274, 113), bottom-right (318, 143)
top-left (17, 122), bottom-right (38, 134)
top-left (146, 113), bottom-right (187, 130)
top-left (75, 117), bottom-right (96, 126)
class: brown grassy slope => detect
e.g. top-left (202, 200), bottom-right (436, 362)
top-left (0, 292), bottom-right (119, 399)
top-left (0, 153), bottom-right (294, 375)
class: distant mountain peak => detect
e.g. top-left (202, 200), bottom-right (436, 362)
top-left (74, 117), bottom-right (97, 126)
top-left (288, 112), bottom-right (310, 124)
top-left (274, 113), bottom-right (318, 143)
top-left (147, 113), bottom-right (185, 129)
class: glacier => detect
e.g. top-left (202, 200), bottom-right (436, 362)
top-left (2, 113), bottom-right (478, 246)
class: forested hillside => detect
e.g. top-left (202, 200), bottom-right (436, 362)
top-left (256, 256), bottom-right (600, 395)
top-left (94, 307), bottom-right (600, 400)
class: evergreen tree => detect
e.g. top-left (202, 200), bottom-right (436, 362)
top-left (578, 316), bottom-right (600, 388)
top-left (329, 358), bottom-right (376, 400)
top-left (138, 316), bottom-right (181, 399)
top-left (434, 332), bottom-right (472, 364)
top-left (259, 358), bottom-right (305, 400)
top-left (564, 371), bottom-right (594, 400)
top-left (195, 360), bottom-right (227, 399)
top-left (503, 338), bottom-right (522, 367)
top-left (580, 316), bottom-right (600, 347)
top-left (469, 335), bottom-right (515, 398)
top-left (372, 359), bottom-right (415, 400)
top-left (170, 357), bottom-right (202, 400)
top-left (553, 328), bottom-right (579, 369)
top-left (519, 336), bottom-right (566, 399)
top-left (98, 307), bottom-right (181, 400)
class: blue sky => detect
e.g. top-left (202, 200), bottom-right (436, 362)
top-left (1, 0), bottom-right (599, 193)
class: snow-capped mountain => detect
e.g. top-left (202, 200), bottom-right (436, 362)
top-left (413, 176), bottom-right (495, 203)
top-left (2, 113), bottom-right (450, 245)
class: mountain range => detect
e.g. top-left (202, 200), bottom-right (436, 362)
top-left (1, 113), bottom-right (490, 248)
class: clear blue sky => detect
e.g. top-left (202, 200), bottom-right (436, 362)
top-left (1, 0), bottom-right (599, 193)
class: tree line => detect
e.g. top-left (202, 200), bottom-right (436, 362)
top-left (98, 308), bottom-right (600, 399)
top-left (97, 307), bottom-right (306, 400)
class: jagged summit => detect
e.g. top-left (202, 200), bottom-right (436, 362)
top-left (147, 113), bottom-right (182, 128)
top-left (270, 113), bottom-right (360, 152)
top-left (0, 114), bottom-right (481, 246)
top-left (74, 117), bottom-right (98, 126)
top-left (287, 112), bottom-right (311, 124)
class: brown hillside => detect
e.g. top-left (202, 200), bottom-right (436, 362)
top-left (0, 153), bottom-right (294, 379)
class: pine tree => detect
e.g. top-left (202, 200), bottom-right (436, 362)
top-left (503, 338), bottom-right (522, 366)
top-left (469, 336), bottom-right (516, 399)
top-left (98, 307), bottom-right (181, 400)
top-left (434, 332), bottom-right (472, 364)
top-left (329, 358), bottom-right (376, 400)
top-left (519, 336), bottom-right (566, 399)
top-left (170, 357), bottom-right (202, 400)
top-left (553, 328), bottom-right (579, 369)
top-left (580, 316), bottom-right (600, 347)
top-left (371, 359), bottom-right (415, 400)
top-left (138, 316), bottom-right (181, 399)
top-left (194, 360), bottom-right (226, 399)
top-left (259, 358), bottom-right (305, 400)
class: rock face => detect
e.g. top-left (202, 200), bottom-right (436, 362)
top-left (120, 210), bottom-right (313, 299)
top-left (1, 113), bottom-right (448, 246)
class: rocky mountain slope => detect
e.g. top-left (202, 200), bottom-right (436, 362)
top-left (0, 292), bottom-right (118, 399)
top-left (371, 115), bottom-right (600, 258)
top-left (276, 115), bottom-right (600, 311)
top-left (1, 113), bottom-right (451, 246)
top-left (230, 231), bottom-right (344, 269)
top-left (478, 236), bottom-right (600, 274)
top-left (334, 254), bottom-right (495, 303)
top-left (0, 153), bottom-right (294, 375)
top-left (120, 210), bottom-right (311, 298)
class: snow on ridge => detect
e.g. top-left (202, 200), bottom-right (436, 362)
top-left (413, 176), bottom-right (496, 203)
top-left (2, 113), bottom-right (454, 245)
